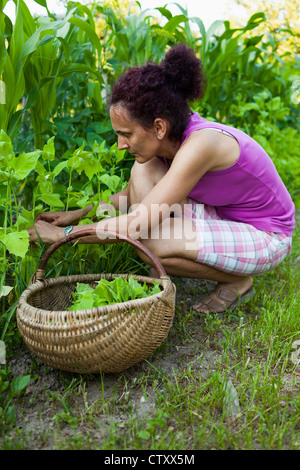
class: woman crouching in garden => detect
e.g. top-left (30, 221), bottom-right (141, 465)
top-left (28, 44), bottom-right (295, 314)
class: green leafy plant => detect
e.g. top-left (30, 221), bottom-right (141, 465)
top-left (0, 0), bottom-right (105, 151)
top-left (0, 367), bottom-right (31, 426)
top-left (68, 276), bottom-right (161, 311)
top-left (230, 90), bottom-right (300, 205)
top-left (0, 126), bottom-right (136, 350)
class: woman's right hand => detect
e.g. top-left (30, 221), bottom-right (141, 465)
top-left (34, 209), bottom-right (85, 227)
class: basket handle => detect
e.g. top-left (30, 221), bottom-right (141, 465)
top-left (32, 228), bottom-right (167, 281)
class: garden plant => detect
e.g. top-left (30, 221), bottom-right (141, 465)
top-left (0, 0), bottom-right (299, 450)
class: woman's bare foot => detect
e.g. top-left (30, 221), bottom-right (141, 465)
top-left (194, 276), bottom-right (254, 313)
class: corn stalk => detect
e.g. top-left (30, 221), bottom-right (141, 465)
top-left (0, 0), bottom-right (104, 149)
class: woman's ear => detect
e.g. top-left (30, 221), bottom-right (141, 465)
top-left (153, 118), bottom-right (168, 140)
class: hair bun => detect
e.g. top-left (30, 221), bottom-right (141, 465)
top-left (160, 43), bottom-right (205, 101)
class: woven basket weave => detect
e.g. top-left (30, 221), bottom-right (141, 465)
top-left (16, 229), bottom-right (176, 374)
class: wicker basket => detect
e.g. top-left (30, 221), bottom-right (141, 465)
top-left (16, 229), bottom-right (176, 374)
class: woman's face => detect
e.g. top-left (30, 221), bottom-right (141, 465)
top-left (110, 104), bottom-right (164, 164)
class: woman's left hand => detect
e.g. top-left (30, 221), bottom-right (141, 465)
top-left (27, 220), bottom-right (65, 245)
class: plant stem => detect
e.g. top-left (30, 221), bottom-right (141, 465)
top-left (66, 168), bottom-right (73, 211)
top-left (4, 183), bottom-right (10, 236)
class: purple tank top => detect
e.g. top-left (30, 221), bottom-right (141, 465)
top-left (169, 113), bottom-right (295, 236)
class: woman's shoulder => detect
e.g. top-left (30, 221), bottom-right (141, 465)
top-left (179, 124), bottom-right (241, 172)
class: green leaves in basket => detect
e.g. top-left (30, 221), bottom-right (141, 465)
top-left (68, 275), bottom-right (161, 311)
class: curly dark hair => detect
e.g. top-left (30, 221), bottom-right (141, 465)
top-left (109, 44), bottom-right (206, 141)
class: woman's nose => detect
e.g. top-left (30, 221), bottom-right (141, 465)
top-left (118, 136), bottom-right (129, 150)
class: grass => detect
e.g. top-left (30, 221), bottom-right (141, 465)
top-left (0, 220), bottom-right (299, 450)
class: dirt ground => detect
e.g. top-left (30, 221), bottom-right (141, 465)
top-left (2, 276), bottom-right (299, 450)
top-left (2, 277), bottom-right (226, 449)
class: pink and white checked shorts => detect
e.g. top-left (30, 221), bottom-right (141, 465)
top-left (184, 199), bottom-right (292, 276)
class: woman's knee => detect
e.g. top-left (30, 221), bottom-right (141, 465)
top-left (129, 157), bottom-right (168, 205)
top-left (130, 157), bottom-right (168, 182)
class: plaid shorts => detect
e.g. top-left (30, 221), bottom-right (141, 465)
top-left (183, 199), bottom-right (292, 276)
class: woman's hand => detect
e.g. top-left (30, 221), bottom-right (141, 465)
top-left (34, 208), bottom-right (89, 227)
top-left (27, 220), bottom-right (65, 245)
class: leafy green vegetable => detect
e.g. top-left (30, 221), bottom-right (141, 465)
top-left (0, 230), bottom-right (30, 258)
top-left (68, 276), bottom-right (161, 311)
